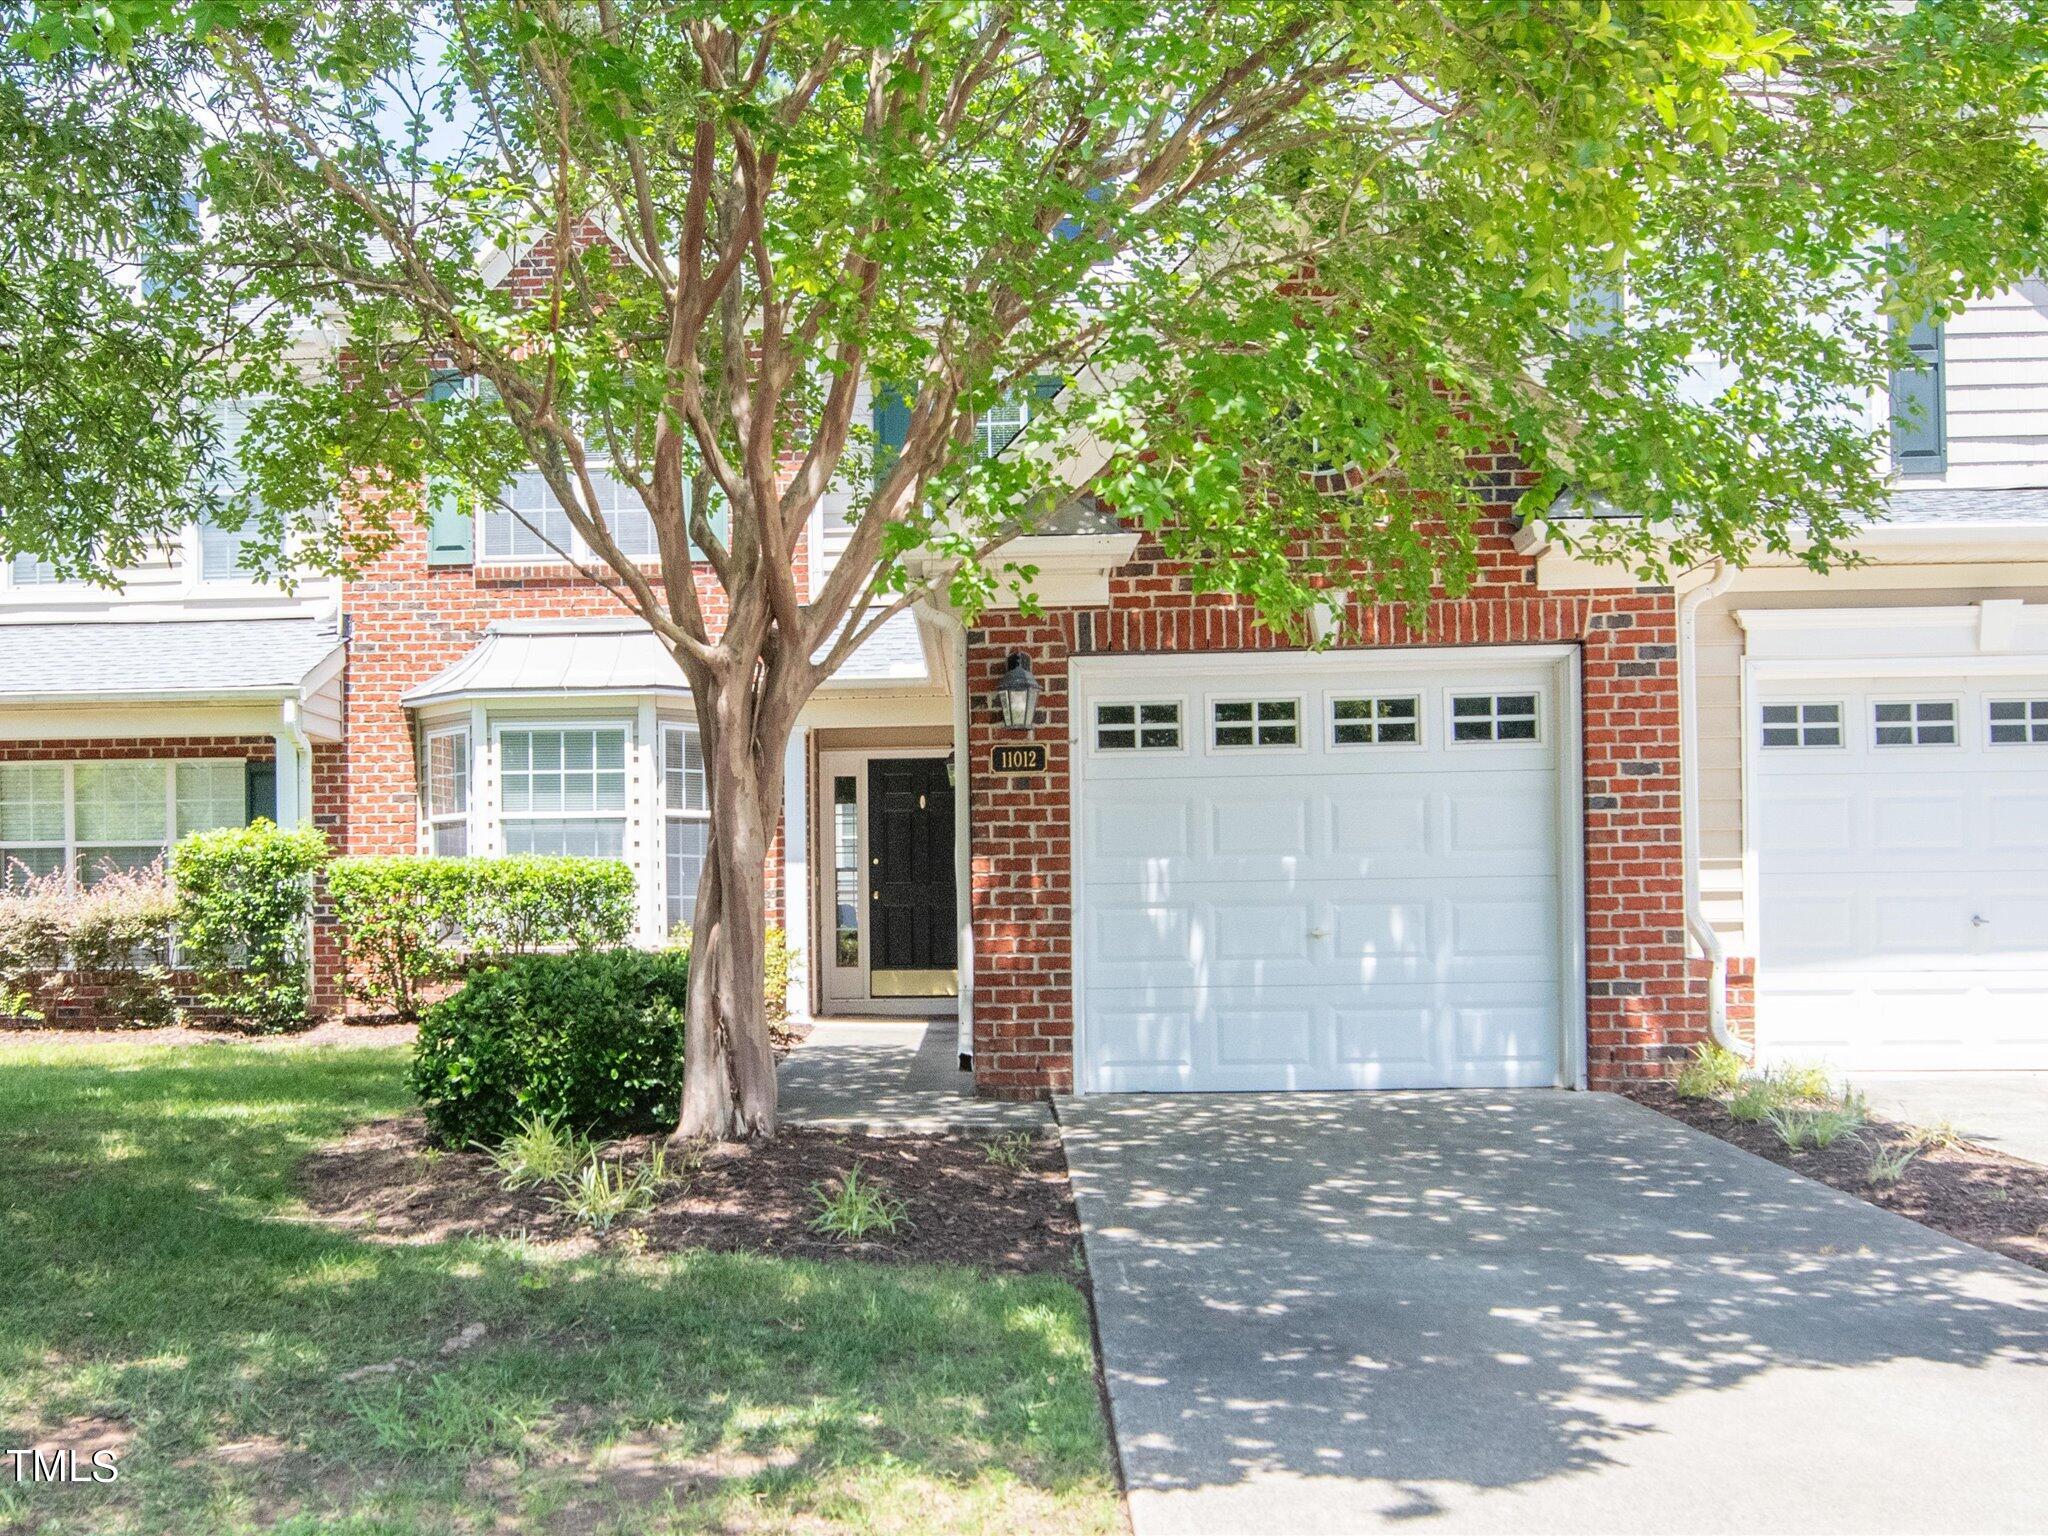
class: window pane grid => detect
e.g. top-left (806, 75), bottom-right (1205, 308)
top-left (1450, 693), bottom-right (1538, 743)
top-left (1989, 698), bottom-right (2048, 745)
top-left (1, 760), bottom-right (247, 884)
top-left (424, 729), bottom-right (469, 856)
top-left (1873, 699), bottom-right (1957, 747)
top-left (1212, 698), bottom-right (1299, 748)
top-left (1095, 701), bottom-right (1181, 752)
top-left (497, 727), bottom-right (628, 818)
top-left (1332, 695), bottom-right (1420, 745)
top-left (1760, 702), bottom-right (1842, 749)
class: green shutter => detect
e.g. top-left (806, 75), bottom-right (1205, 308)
top-left (872, 384), bottom-right (911, 488)
top-left (425, 371), bottom-right (475, 565)
top-left (1891, 317), bottom-right (1946, 475)
top-left (244, 759), bottom-right (277, 824)
top-left (1031, 373), bottom-right (1064, 403)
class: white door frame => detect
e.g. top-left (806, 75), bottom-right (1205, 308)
top-left (811, 745), bottom-right (958, 1018)
top-left (1067, 644), bottom-right (1587, 1094)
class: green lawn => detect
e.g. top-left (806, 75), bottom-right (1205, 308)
top-left (0, 1044), bottom-right (1119, 1535)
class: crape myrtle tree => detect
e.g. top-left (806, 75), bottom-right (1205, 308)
top-left (12, 0), bottom-right (2048, 1138)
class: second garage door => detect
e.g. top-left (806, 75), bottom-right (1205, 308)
top-left (1754, 674), bottom-right (2048, 1070)
top-left (1073, 652), bottom-right (1576, 1093)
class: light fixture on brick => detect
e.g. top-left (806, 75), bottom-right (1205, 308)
top-left (995, 651), bottom-right (1041, 730)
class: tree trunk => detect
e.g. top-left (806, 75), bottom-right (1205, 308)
top-left (673, 682), bottom-right (784, 1143)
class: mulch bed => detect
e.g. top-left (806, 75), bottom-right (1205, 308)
top-left (299, 1113), bottom-right (1080, 1277)
top-left (1632, 1086), bottom-right (2048, 1274)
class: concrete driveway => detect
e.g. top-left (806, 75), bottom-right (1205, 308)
top-left (1058, 1091), bottom-right (2048, 1535)
top-left (1850, 1072), bottom-right (2048, 1167)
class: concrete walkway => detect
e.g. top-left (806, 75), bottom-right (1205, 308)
top-left (1850, 1072), bottom-right (2048, 1167)
top-left (776, 1017), bottom-right (1049, 1132)
top-left (1058, 1090), bottom-right (2048, 1535)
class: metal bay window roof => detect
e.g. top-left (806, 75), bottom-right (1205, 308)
top-left (402, 610), bottom-right (934, 707)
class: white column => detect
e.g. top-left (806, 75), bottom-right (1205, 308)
top-left (781, 724), bottom-right (811, 1020)
top-left (634, 701), bottom-right (664, 946)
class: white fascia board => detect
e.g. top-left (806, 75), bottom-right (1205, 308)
top-left (1528, 517), bottom-right (2048, 591)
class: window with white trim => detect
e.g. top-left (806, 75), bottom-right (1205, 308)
top-left (497, 725), bottom-right (628, 857)
top-left (1211, 698), bottom-right (1299, 748)
top-left (0, 760), bottom-right (247, 888)
top-left (196, 400), bottom-right (267, 583)
top-left (1760, 702), bottom-right (1843, 749)
top-left (1450, 692), bottom-right (1538, 743)
top-left (972, 394), bottom-right (1032, 459)
top-left (7, 553), bottom-right (59, 586)
top-left (1331, 695), bottom-right (1420, 746)
top-left (198, 517), bottom-right (257, 582)
top-left (662, 722), bottom-right (708, 932)
top-left (478, 468), bottom-right (727, 564)
top-left (1989, 698), bottom-right (2048, 745)
top-left (424, 728), bottom-right (470, 855)
top-left (1094, 701), bottom-right (1181, 751)
top-left (1873, 699), bottom-right (1957, 747)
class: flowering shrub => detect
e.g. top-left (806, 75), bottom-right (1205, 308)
top-left (0, 864), bottom-right (179, 1025)
top-left (327, 855), bottom-right (636, 1019)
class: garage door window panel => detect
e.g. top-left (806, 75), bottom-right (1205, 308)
top-left (1761, 702), bottom-right (1844, 749)
top-left (1330, 694), bottom-right (1421, 747)
top-left (1873, 699), bottom-right (1959, 749)
top-left (1210, 698), bottom-right (1301, 750)
top-left (1094, 701), bottom-right (1183, 753)
top-left (1988, 699), bottom-right (2048, 746)
top-left (1448, 692), bottom-right (1539, 744)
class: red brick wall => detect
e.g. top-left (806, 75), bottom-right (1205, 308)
top-left (964, 495), bottom-right (1708, 1098)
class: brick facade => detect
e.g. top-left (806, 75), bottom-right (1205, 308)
top-left (964, 491), bottom-right (1709, 1098)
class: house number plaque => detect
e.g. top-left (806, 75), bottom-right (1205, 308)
top-left (990, 743), bottom-right (1048, 775)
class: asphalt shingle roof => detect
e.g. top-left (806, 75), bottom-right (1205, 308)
top-left (1884, 487), bottom-right (2048, 524)
top-left (0, 618), bottom-right (344, 700)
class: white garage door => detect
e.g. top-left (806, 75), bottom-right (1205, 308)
top-left (1074, 653), bottom-right (1573, 1093)
top-left (1755, 677), bottom-right (2048, 1070)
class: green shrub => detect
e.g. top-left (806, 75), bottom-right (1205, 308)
top-left (0, 864), bottom-right (179, 1024)
top-left (171, 821), bottom-right (328, 1032)
top-left (1674, 1041), bottom-right (1745, 1100)
top-left (409, 949), bottom-right (690, 1147)
top-left (328, 855), bottom-right (636, 1018)
top-left (666, 922), bottom-right (796, 1025)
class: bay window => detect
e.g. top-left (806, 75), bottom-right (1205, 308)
top-left (423, 727), bottom-right (470, 855)
top-left (662, 722), bottom-right (708, 932)
top-left (496, 724), bottom-right (628, 856)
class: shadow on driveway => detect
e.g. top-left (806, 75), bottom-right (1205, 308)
top-left (1059, 1090), bottom-right (2048, 1534)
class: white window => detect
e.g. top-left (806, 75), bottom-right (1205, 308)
top-left (496, 725), bottom-right (628, 857)
top-left (0, 760), bottom-right (247, 887)
top-left (198, 517), bottom-right (256, 582)
top-left (1095, 701), bottom-right (1181, 752)
top-left (1450, 692), bottom-right (1539, 743)
top-left (1331, 695), bottom-right (1420, 746)
top-left (0, 764), bottom-right (66, 887)
top-left (423, 728), bottom-right (470, 855)
top-left (662, 722), bottom-right (708, 932)
top-left (1760, 702), bottom-right (1843, 749)
top-left (1211, 698), bottom-right (1299, 749)
top-left (7, 553), bottom-right (59, 587)
top-left (478, 468), bottom-right (722, 565)
top-left (1989, 699), bottom-right (2048, 745)
top-left (972, 394), bottom-right (1032, 459)
top-left (1873, 699), bottom-right (1957, 748)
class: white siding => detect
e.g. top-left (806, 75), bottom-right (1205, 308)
top-left (1905, 279), bottom-right (2048, 489)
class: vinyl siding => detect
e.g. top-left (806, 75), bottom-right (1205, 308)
top-left (1909, 279), bottom-right (2048, 488)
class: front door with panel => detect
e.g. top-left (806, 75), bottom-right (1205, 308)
top-left (815, 749), bottom-right (958, 1012)
top-left (868, 756), bottom-right (957, 997)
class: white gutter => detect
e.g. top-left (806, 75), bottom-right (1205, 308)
top-left (1677, 558), bottom-right (1746, 1057)
top-left (277, 697), bottom-right (314, 830)
top-left (920, 602), bottom-right (976, 1069)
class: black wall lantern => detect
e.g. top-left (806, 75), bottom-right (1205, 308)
top-left (995, 651), bottom-right (1042, 730)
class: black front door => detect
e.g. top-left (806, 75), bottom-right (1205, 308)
top-left (867, 756), bottom-right (957, 973)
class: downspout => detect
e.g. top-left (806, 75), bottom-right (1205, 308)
top-left (1677, 558), bottom-right (1747, 1056)
top-left (923, 602), bottom-right (976, 1070)
top-left (278, 698), bottom-right (314, 829)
